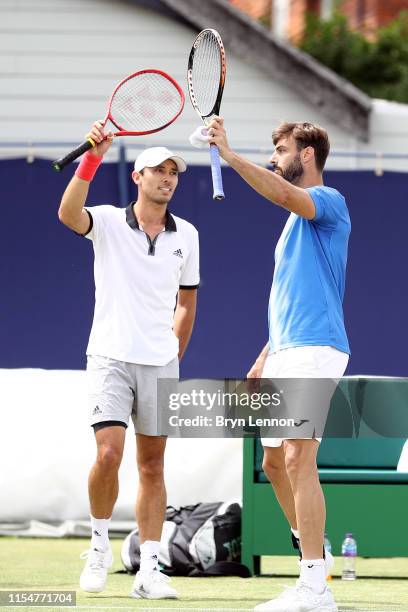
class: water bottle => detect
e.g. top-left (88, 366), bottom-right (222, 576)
top-left (324, 533), bottom-right (333, 580)
top-left (341, 533), bottom-right (357, 580)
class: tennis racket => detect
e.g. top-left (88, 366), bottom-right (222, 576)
top-left (52, 69), bottom-right (185, 172)
top-left (187, 28), bottom-right (226, 200)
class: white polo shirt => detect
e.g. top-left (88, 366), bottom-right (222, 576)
top-left (83, 203), bottom-right (200, 366)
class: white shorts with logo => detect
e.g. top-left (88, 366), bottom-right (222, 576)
top-left (87, 355), bottom-right (179, 436)
top-left (261, 345), bottom-right (349, 448)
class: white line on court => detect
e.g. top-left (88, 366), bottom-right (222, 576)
top-left (9, 607), bottom-right (406, 612)
top-left (3, 607), bottom-right (407, 612)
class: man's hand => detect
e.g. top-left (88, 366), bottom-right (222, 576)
top-left (87, 120), bottom-right (114, 157)
top-left (246, 357), bottom-right (267, 393)
top-left (246, 344), bottom-right (269, 392)
top-left (58, 120), bottom-right (113, 233)
top-left (247, 360), bottom-right (265, 380)
top-left (207, 116), bottom-right (233, 162)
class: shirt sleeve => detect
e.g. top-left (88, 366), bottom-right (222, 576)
top-left (307, 186), bottom-right (345, 229)
top-left (180, 227), bottom-right (200, 289)
top-left (83, 205), bottom-right (111, 241)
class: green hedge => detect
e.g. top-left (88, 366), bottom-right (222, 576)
top-left (300, 10), bottom-right (408, 103)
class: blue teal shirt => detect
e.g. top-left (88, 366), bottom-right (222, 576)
top-left (268, 186), bottom-right (350, 355)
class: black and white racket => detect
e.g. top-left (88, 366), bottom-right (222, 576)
top-left (187, 29), bottom-right (226, 200)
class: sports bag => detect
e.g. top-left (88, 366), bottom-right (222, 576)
top-left (121, 501), bottom-right (250, 577)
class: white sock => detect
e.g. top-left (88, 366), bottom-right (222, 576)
top-left (140, 540), bottom-right (160, 573)
top-left (300, 558), bottom-right (326, 593)
top-left (291, 527), bottom-right (300, 540)
top-left (90, 515), bottom-right (111, 552)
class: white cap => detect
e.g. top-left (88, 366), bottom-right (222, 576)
top-left (134, 147), bottom-right (187, 173)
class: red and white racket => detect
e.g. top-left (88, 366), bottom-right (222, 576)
top-left (52, 69), bottom-right (185, 171)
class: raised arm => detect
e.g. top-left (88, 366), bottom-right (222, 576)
top-left (207, 117), bottom-right (316, 220)
top-left (58, 121), bottom-right (114, 233)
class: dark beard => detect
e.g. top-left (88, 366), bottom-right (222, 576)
top-left (282, 153), bottom-right (304, 185)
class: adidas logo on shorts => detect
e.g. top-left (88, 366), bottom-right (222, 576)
top-left (92, 405), bottom-right (102, 415)
top-left (173, 248), bottom-right (183, 258)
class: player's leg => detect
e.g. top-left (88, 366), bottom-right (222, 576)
top-left (255, 348), bottom-right (347, 611)
top-left (136, 433), bottom-right (167, 545)
top-left (262, 439), bottom-right (328, 566)
top-left (81, 356), bottom-right (134, 593)
top-left (131, 434), bottom-right (176, 599)
top-left (262, 444), bottom-right (298, 532)
top-left (133, 358), bottom-right (178, 547)
top-left (130, 358), bottom-right (179, 600)
top-left (256, 437), bottom-right (337, 612)
top-left (86, 356), bottom-right (134, 523)
top-left (283, 438), bottom-right (325, 561)
top-left (80, 424), bottom-right (126, 593)
top-left (89, 424), bottom-right (126, 521)
top-left (283, 347), bottom-right (348, 567)
top-left (261, 352), bottom-right (301, 557)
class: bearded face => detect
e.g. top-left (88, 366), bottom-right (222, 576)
top-left (281, 152), bottom-right (304, 185)
top-left (269, 136), bottom-right (306, 187)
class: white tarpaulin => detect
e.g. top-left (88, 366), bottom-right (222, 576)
top-left (0, 369), bottom-right (242, 523)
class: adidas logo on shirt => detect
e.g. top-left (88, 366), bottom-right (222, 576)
top-left (173, 249), bottom-right (183, 258)
top-left (92, 405), bottom-right (102, 415)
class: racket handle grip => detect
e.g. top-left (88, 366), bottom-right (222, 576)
top-left (210, 144), bottom-right (225, 201)
top-left (52, 138), bottom-right (96, 172)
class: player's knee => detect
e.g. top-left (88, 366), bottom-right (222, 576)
top-left (137, 456), bottom-right (164, 482)
top-left (284, 442), bottom-right (318, 481)
top-left (262, 447), bottom-right (285, 471)
top-left (262, 454), bottom-right (285, 483)
top-left (96, 445), bottom-right (122, 473)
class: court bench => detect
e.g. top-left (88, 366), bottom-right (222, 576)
top-left (241, 377), bottom-right (408, 574)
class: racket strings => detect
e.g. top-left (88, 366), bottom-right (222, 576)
top-left (111, 73), bottom-right (183, 132)
top-left (191, 31), bottom-right (222, 118)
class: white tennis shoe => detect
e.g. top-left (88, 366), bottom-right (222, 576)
top-left (79, 548), bottom-right (113, 593)
top-left (130, 569), bottom-right (178, 599)
top-left (254, 580), bottom-right (338, 612)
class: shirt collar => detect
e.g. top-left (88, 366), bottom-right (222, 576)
top-left (125, 202), bottom-right (177, 232)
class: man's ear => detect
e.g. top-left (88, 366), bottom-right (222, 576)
top-left (132, 170), bottom-right (142, 185)
top-left (301, 146), bottom-right (315, 166)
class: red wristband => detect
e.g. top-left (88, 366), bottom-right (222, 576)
top-left (75, 151), bottom-right (103, 182)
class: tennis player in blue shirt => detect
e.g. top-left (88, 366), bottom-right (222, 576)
top-left (207, 118), bottom-right (350, 612)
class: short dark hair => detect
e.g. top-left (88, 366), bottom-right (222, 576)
top-left (272, 122), bottom-right (330, 172)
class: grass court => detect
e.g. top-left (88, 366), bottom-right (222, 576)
top-left (1, 538), bottom-right (407, 611)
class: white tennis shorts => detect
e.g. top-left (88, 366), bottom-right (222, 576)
top-left (87, 355), bottom-right (179, 436)
top-left (261, 345), bottom-right (349, 447)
